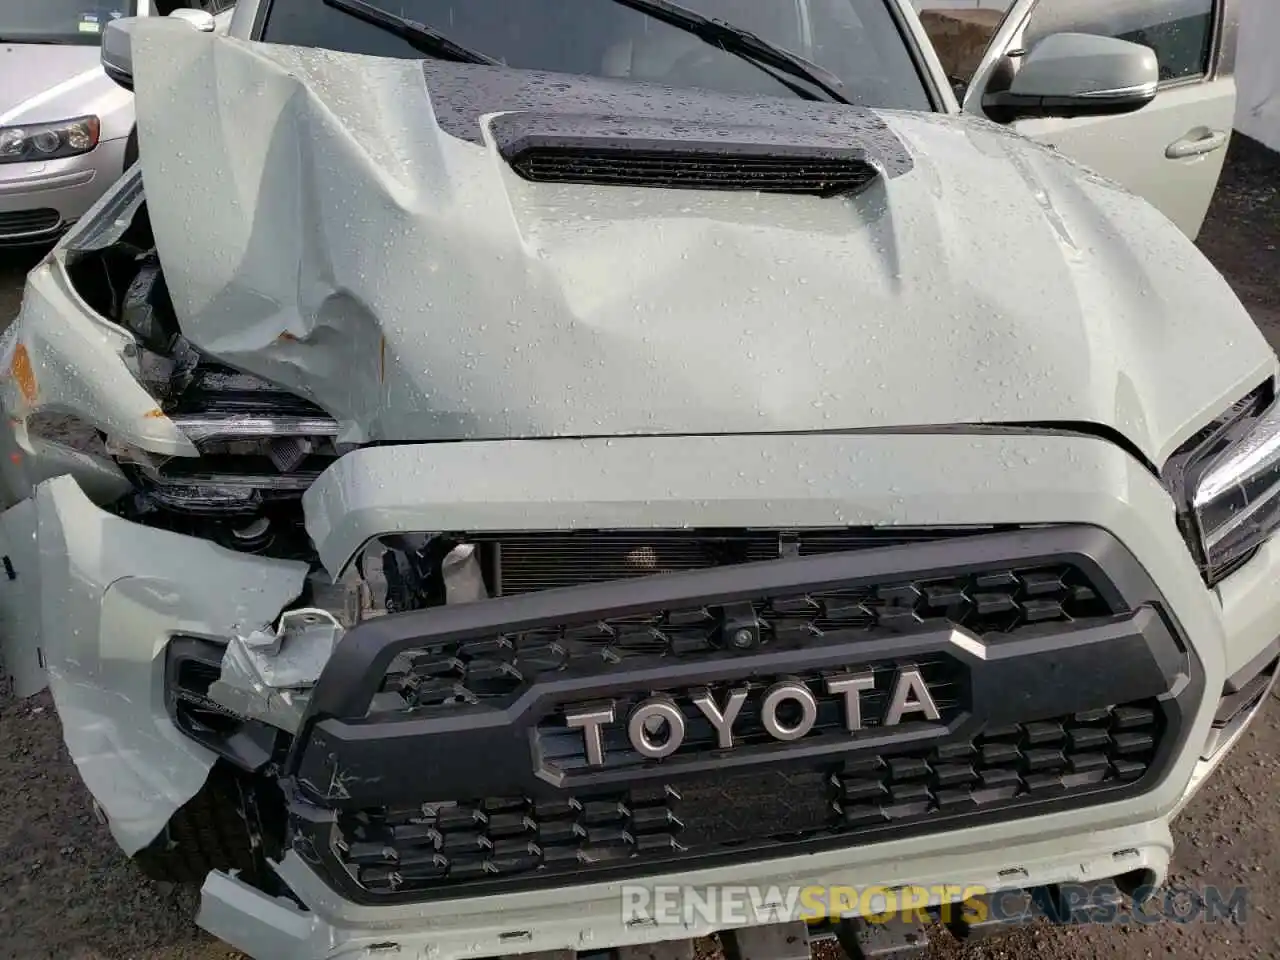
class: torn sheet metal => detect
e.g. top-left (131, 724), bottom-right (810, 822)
top-left (31, 474), bottom-right (308, 855)
top-left (208, 608), bottom-right (344, 732)
top-left (0, 170), bottom-right (198, 461)
top-left (21, 435), bottom-right (132, 505)
top-left (128, 17), bottom-right (1272, 465)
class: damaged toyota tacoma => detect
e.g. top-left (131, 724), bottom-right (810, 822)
top-left (0, 0), bottom-right (1275, 958)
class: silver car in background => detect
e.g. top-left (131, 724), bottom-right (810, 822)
top-left (0, 0), bottom-right (146, 244)
top-left (0, 0), bottom-right (228, 245)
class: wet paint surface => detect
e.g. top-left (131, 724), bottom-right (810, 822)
top-left (129, 20), bottom-right (1271, 466)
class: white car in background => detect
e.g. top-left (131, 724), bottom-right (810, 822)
top-left (0, 0), bottom-right (228, 245)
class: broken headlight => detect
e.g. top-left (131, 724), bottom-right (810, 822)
top-left (0, 116), bottom-right (100, 163)
top-left (1164, 382), bottom-right (1280, 585)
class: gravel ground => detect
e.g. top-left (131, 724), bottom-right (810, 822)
top-left (0, 134), bottom-right (1276, 960)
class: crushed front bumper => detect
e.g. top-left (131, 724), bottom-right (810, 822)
top-left (0, 475), bottom-right (309, 854)
top-left (199, 822), bottom-right (1178, 960)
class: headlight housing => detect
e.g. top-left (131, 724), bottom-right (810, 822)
top-left (0, 116), bottom-right (100, 164)
top-left (1164, 381), bottom-right (1280, 585)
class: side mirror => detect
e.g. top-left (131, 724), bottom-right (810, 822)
top-left (168, 8), bottom-right (218, 32)
top-left (101, 17), bottom-right (140, 91)
top-left (101, 9), bottom-right (217, 92)
top-left (983, 32), bottom-right (1159, 123)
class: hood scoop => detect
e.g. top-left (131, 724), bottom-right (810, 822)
top-left (490, 111), bottom-right (884, 197)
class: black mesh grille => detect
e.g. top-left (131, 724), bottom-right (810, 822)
top-left (0, 208), bottom-right (61, 238)
top-left (506, 147), bottom-right (879, 196)
top-left (322, 701), bottom-right (1162, 898)
top-left (379, 561), bottom-right (1110, 711)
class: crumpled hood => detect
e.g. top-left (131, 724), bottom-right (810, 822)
top-left (130, 20), bottom-right (1274, 466)
top-left (0, 43), bottom-right (104, 123)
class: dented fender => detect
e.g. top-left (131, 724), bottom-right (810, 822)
top-left (0, 475), bottom-right (308, 855)
top-left (0, 173), bottom-right (199, 469)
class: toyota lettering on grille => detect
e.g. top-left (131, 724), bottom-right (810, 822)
top-left (563, 666), bottom-right (942, 767)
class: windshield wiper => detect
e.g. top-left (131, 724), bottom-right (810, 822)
top-left (321, 0), bottom-right (500, 65)
top-left (600, 0), bottom-right (851, 104)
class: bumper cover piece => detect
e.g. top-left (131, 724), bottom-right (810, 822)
top-left (198, 827), bottom-right (1175, 960)
top-left (4, 475), bottom-right (308, 854)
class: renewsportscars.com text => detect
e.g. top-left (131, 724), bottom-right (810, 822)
top-left (620, 883), bottom-right (1248, 927)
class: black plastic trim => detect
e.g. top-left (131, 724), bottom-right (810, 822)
top-left (1212, 657), bottom-right (1277, 727)
top-left (982, 90), bottom-right (1155, 123)
top-left (1226, 639), bottom-right (1280, 694)
top-left (164, 637), bottom-right (278, 773)
top-left (302, 526), bottom-right (1138, 723)
top-left (487, 111), bottom-right (907, 192)
top-left (1202, 656), bottom-right (1278, 759)
top-left (102, 61), bottom-right (134, 93)
top-left (282, 525), bottom-right (1203, 905)
top-left (294, 605), bottom-right (1181, 806)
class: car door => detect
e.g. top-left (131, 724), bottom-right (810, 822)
top-left (955, 0), bottom-right (1237, 240)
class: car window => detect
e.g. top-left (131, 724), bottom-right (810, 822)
top-left (1022, 0), bottom-right (1215, 83)
top-left (0, 0), bottom-right (137, 44)
top-left (909, 2), bottom-right (1008, 94)
top-left (258, 0), bottom-right (932, 111)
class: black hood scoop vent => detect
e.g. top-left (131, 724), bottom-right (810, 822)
top-left (507, 144), bottom-right (879, 196)
top-left (489, 111), bottom-right (889, 197)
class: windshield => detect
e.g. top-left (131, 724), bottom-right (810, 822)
top-left (0, 0), bottom-right (137, 45)
top-left (260, 0), bottom-right (930, 111)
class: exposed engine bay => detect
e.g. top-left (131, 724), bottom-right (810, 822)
top-left (50, 192), bottom-right (1006, 618)
top-left (62, 205), bottom-right (345, 562)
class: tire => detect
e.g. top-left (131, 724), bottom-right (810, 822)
top-left (131, 764), bottom-right (261, 885)
top-left (124, 128), bottom-right (139, 171)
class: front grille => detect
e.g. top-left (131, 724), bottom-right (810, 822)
top-left (0, 208), bottom-right (61, 238)
top-left (288, 526), bottom-right (1199, 907)
top-left (323, 701), bottom-right (1162, 898)
top-left (506, 147), bottom-right (879, 197)
top-left (379, 560), bottom-right (1111, 712)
